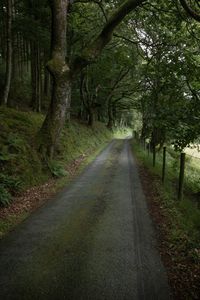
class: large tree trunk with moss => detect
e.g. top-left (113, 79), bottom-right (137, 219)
top-left (2, 0), bottom-right (12, 106)
top-left (40, 79), bottom-right (71, 158)
top-left (39, 0), bottom-right (146, 158)
top-left (39, 0), bottom-right (70, 158)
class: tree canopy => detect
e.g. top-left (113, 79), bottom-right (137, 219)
top-left (0, 0), bottom-right (200, 156)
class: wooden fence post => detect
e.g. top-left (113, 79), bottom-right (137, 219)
top-left (178, 153), bottom-right (185, 201)
top-left (162, 147), bottom-right (166, 183)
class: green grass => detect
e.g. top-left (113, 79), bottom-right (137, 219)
top-left (0, 107), bottom-right (113, 206)
top-left (58, 121), bottom-right (112, 164)
top-left (0, 107), bottom-right (48, 190)
top-left (134, 141), bottom-right (200, 196)
top-left (113, 127), bottom-right (133, 139)
top-left (0, 212), bottom-right (29, 239)
top-left (0, 107), bottom-right (114, 236)
top-left (132, 140), bottom-right (200, 261)
top-left (0, 107), bottom-right (112, 203)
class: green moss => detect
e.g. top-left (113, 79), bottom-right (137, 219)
top-left (0, 107), bottom-right (112, 194)
top-left (0, 213), bottom-right (28, 238)
top-left (0, 108), bottom-right (114, 237)
top-left (58, 120), bottom-right (112, 163)
top-left (0, 108), bottom-right (45, 188)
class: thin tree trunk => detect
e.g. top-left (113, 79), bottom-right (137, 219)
top-left (36, 44), bottom-right (41, 112)
top-left (107, 99), bottom-right (113, 129)
top-left (88, 107), bottom-right (94, 126)
top-left (44, 68), bottom-right (50, 97)
top-left (30, 43), bottom-right (42, 112)
top-left (3, 0), bottom-right (12, 106)
top-left (30, 41), bottom-right (36, 109)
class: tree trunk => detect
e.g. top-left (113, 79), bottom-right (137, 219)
top-left (107, 101), bottom-right (113, 129)
top-left (2, 0), bottom-right (12, 106)
top-left (39, 79), bottom-right (71, 158)
top-left (39, 0), bottom-right (145, 158)
top-left (30, 42), bottom-right (41, 112)
top-left (30, 42), bottom-right (36, 109)
top-left (97, 110), bottom-right (101, 122)
top-left (39, 0), bottom-right (70, 159)
top-left (44, 68), bottom-right (51, 97)
top-left (88, 107), bottom-right (94, 126)
top-left (36, 45), bottom-right (42, 112)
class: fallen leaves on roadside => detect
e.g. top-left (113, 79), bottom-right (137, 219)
top-left (137, 161), bottom-right (200, 300)
top-left (0, 180), bottom-right (56, 220)
top-left (0, 153), bottom-right (89, 235)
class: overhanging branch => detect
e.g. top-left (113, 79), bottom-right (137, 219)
top-left (180, 0), bottom-right (200, 21)
top-left (71, 0), bottom-right (146, 74)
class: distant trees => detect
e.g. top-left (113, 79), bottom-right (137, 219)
top-left (0, 0), bottom-right (51, 108)
top-left (2, 0), bottom-right (12, 105)
top-left (133, 0), bottom-right (200, 150)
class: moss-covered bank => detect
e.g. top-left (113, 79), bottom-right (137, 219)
top-left (0, 107), bottom-right (112, 203)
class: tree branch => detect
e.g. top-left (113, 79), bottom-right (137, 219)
top-left (71, 0), bottom-right (146, 74)
top-left (180, 0), bottom-right (200, 22)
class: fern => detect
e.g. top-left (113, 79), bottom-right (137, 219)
top-left (0, 185), bottom-right (12, 207)
top-left (48, 160), bottom-right (68, 177)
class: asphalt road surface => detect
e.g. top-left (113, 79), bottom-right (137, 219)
top-left (0, 139), bottom-right (171, 300)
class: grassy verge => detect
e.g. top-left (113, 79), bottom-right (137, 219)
top-left (0, 141), bottom-right (112, 238)
top-left (0, 107), bottom-right (116, 237)
top-left (132, 140), bottom-right (200, 299)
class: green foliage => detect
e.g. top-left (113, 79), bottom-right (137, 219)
top-left (128, 1), bottom-right (200, 148)
top-left (0, 108), bottom-right (112, 204)
top-left (0, 173), bottom-right (22, 207)
top-left (0, 185), bottom-right (12, 207)
top-left (0, 107), bottom-right (48, 188)
top-left (132, 140), bottom-right (200, 263)
top-left (7, 133), bottom-right (26, 153)
top-left (0, 151), bottom-right (11, 162)
top-left (184, 157), bottom-right (200, 194)
top-left (59, 120), bottom-right (112, 164)
top-left (0, 213), bottom-right (28, 238)
top-left (0, 174), bottom-right (22, 194)
top-left (133, 139), bottom-right (200, 245)
top-left (48, 161), bottom-right (68, 178)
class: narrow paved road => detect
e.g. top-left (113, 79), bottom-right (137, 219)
top-left (0, 139), bottom-right (171, 300)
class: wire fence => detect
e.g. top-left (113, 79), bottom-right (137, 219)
top-left (136, 138), bottom-right (200, 202)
